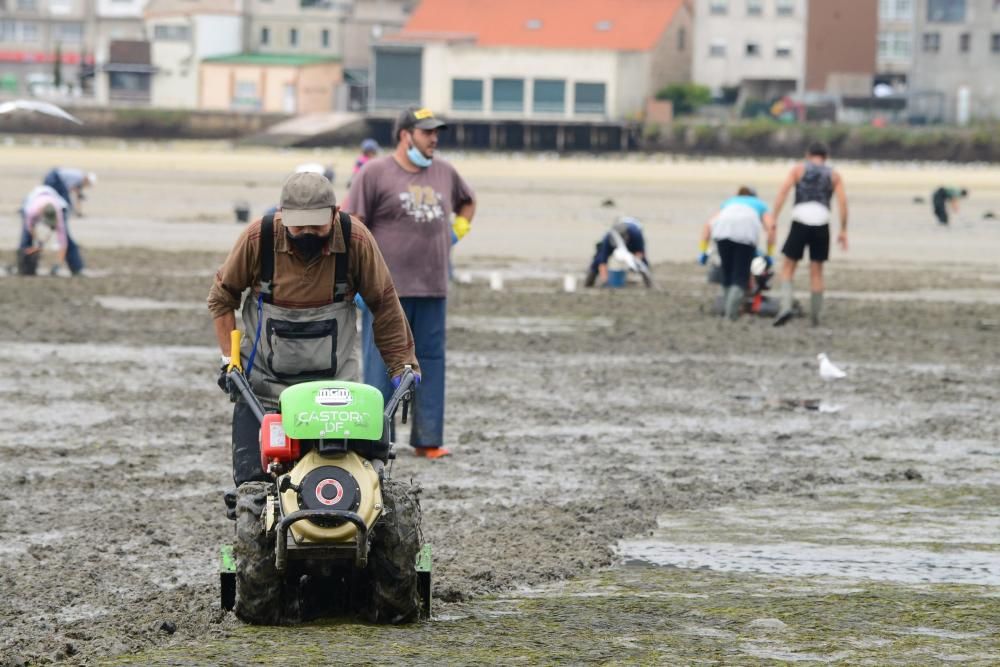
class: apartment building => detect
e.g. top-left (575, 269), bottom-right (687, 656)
top-left (371, 0), bottom-right (692, 121)
top-left (878, 0), bottom-right (915, 91)
top-left (910, 0), bottom-right (1000, 122)
top-left (0, 0), bottom-right (95, 96)
top-left (692, 0), bottom-right (807, 103)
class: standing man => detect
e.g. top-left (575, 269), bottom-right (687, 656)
top-left (771, 143), bottom-right (847, 327)
top-left (345, 107), bottom-right (476, 459)
top-left (41, 167), bottom-right (96, 275)
top-left (208, 171), bottom-right (420, 486)
top-left (931, 186), bottom-right (968, 226)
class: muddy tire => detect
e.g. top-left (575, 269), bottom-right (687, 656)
top-left (233, 481), bottom-right (285, 624)
top-left (365, 479), bottom-right (422, 624)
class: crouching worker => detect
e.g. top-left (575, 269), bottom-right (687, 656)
top-left (698, 186), bottom-right (776, 320)
top-left (207, 171), bottom-right (421, 487)
top-left (17, 187), bottom-right (69, 275)
top-left (585, 216), bottom-right (652, 288)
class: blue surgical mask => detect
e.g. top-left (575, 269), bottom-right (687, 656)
top-left (407, 142), bottom-right (432, 168)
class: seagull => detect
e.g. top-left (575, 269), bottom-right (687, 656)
top-left (818, 353), bottom-right (847, 380)
top-left (0, 99), bottom-right (83, 125)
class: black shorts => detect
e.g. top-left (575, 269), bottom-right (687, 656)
top-left (782, 221), bottom-right (829, 262)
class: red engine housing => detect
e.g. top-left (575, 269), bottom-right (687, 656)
top-left (259, 413), bottom-right (300, 472)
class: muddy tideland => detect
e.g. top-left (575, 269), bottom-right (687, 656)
top-left (1, 140), bottom-right (999, 665)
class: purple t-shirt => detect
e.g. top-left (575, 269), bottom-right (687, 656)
top-left (345, 155), bottom-right (474, 298)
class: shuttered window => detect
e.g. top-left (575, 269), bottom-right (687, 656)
top-left (533, 79), bottom-right (565, 113)
top-left (373, 48), bottom-right (422, 110)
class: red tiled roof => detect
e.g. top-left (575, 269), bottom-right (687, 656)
top-left (395, 0), bottom-right (687, 51)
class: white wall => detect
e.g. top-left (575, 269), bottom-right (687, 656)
top-left (149, 13), bottom-right (241, 108)
top-left (97, 0), bottom-right (148, 18)
top-left (692, 0), bottom-right (807, 93)
top-left (421, 42), bottom-right (646, 119)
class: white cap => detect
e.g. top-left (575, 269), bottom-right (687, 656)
top-left (86, 171), bottom-right (98, 185)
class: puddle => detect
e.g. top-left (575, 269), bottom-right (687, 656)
top-left (828, 288), bottom-right (1000, 305)
top-left (449, 315), bottom-right (614, 334)
top-left (619, 486), bottom-right (1000, 586)
top-left (95, 296), bottom-right (205, 312)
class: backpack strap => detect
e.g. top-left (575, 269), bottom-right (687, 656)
top-left (333, 210), bottom-right (351, 303)
top-left (259, 213), bottom-right (275, 304)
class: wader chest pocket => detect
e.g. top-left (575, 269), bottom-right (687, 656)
top-left (267, 318), bottom-right (338, 379)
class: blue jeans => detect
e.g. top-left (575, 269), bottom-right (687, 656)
top-left (361, 297), bottom-right (446, 448)
top-left (41, 169), bottom-right (84, 273)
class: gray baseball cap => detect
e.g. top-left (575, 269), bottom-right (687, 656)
top-left (280, 172), bottom-right (335, 228)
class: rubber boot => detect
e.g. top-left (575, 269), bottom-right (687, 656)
top-left (773, 282), bottom-right (794, 327)
top-left (810, 291), bottom-right (823, 327)
top-left (724, 285), bottom-right (745, 321)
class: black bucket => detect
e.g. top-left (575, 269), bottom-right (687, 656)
top-left (234, 203), bottom-right (250, 224)
top-left (17, 249), bottom-right (39, 276)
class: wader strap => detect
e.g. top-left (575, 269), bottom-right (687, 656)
top-left (259, 214), bottom-right (275, 304)
top-left (333, 210), bottom-right (351, 303)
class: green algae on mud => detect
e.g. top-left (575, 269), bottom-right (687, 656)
top-left (105, 567), bottom-right (1000, 666)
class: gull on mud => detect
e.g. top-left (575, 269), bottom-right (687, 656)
top-left (818, 353), bottom-right (847, 380)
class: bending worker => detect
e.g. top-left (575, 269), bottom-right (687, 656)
top-left (771, 142), bottom-right (848, 327)
top-left (207, 171), bottom-right (420, 487)
top-left (585, 216), bottom-right (648, 287)
top-left (698, 186), bottom-right (776, 320)
top-left (17, 188), bottom-right (69, 275)
top-left (40, 167), bottom-right (95, 275)
top-left (931, 186), bottom-right (967, 226)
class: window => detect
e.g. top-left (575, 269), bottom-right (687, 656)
top-left (20, 20), bottom-right (37, 41)
top-left (533, 79), bottom-right (565, 113)
top-left (775, 41), bottom-right (792, 58)
top-left (959, 32), bottom-right (970, 52)
top-left (709, 39), bottom-right (726, 57)
top-left (776, 0), bottom-right (794, 16)
top-left (16, 0), bottom-right (36, 10)
top-left (992, 33), bottom-right (1000, 52)
top-left (451, 78), bottom-right (483, 111)
top-left (48, 0), bottom-right (70, 14)
top-left (927, 0), bottom-right (965, 22)
top-left (594, 20), bottom-right (613, 31)
top-left (260, 26), bottom-right (269, 45)
top-left (53, 21), bottom-right (82, 43)
top-left (677, 26), bottom-right (685, 50)
top-left (321, 28), bottom-right (329, 47)
top-left (880, 0), bottom-right (913, 20)
top-left (234, 80), bottom-right (260, 110)
top-left (289, 28), bottom-right (298, 47)
top-left (574, 82), bottom-right (605, 115)
top-left (922, 32), bottom-right (940, 52)
top-left (745, 41), bottom-right (761, 57)
top-left (525, 18), bottom-right (542, 30)
top-left (878, 30), bottom-right (912, 59)
top-left (747, 0), bottom-right (763, 16)
top-left (709, 0), bottom-right (728, 15)
top-left (492, 78), bottom-right (524, 112)
top-left (0, 20), bottom-right (14, 40)
top-left (153, 24), bottom-right (190, 40)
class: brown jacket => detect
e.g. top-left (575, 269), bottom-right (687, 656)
top-left (207, 212), bottom-right (419, 377)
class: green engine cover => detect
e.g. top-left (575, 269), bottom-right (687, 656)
top-left (279, 381), bottom-right (384, 441)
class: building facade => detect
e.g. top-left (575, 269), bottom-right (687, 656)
top-left (199, 52), bottom-right (341, 113)
top-left (910, 0), bottom-right (1000, 122)
top-left (0, 0), bottom-right (95, 97)
top-left (692, 0), bottom-right (808, 103)
top-left (877, 0), bottom-right (915, 91)
top-left (372, 0), bottom-right (692, 121)
top-left (143, 0), bottom-right (243, 108)
top-left (804, 0), bottom-right (877, 95)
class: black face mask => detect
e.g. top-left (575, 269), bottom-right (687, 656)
top-left (286, 231), bottom-right (329, 260)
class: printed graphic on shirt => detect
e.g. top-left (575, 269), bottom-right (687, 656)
top-left (398, 185), bottom-right (444, 223)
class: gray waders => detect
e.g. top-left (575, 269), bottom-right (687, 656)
top-left (232, 212), bottom-right (359, 485)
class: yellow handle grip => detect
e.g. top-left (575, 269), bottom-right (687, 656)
top-left (228, 330), bottom-right (242, 372)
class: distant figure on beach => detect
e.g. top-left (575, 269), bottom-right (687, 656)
top-left (17, 187), bottom-right (68, 275)
top-left (771, 142), bottom-right (848, 328)
top-left (349, 138), bottom-right (380, 188)
top-left (40, 167), bottom-right (95, 275)
top-left (932, 186), bottom-right (968, 226)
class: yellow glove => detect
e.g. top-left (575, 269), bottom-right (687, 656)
top-left (452, 215), bottom-right (471, 242)
top-left (767, 243), bottom-right (776, 258)
top-left (698, 239), bottom-right (710, 253)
